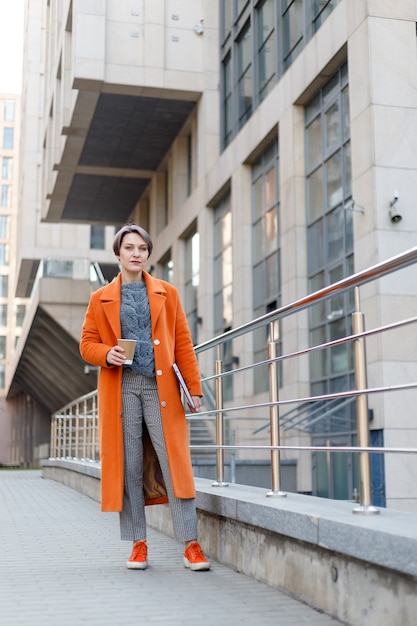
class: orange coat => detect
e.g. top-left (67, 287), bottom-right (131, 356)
top-left (79, 272), bottom-right (202, 512)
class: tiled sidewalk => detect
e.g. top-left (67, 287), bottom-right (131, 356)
top-left (0, 470), bottom-right (342, 625)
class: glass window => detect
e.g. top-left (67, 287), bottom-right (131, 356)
top-left (0, 364), bottom-right (5, 388)
top-left (252, 175), bottom-right (264, 222)
top-left (187, 134), bottom-right (192, 197)
top-left (214, 196), bottom-right (233, 332)
top-left (323, 72), bottom-right (339, 106)
top-left (282, 0), bottom-right (304, 68)
top-left (222, 54), bottom-right (233, 148)
top-left (310, 326), bottom-right (326, 379)
top-left (325, 101), bottom-right (340, 153)
top-left (306, 116), bottom-right (322, 172)
top-left (252, 142), bottom-right (279, 312)
top-left (326, 206), bottom-right (344, 263)
top-left (44, 259), bottom-right (74, 278)
top-left (4, 100), bottom-right (15, 122)
top-left (305, 63), bottom-right (354, 423)
top-left (0, 336), bottom-right (6, 359)
top-left (306, 166), bottom-right (323, 223)
top-left (328, 265), bottom-right (344, 319)
top-left (184, 231), bottom-right (200, 345)
top-left (0, 305), bottom-right (7, 326)
top-left (16, 304), bottom-right (26, 327)
top-left (219, 0), bottom-right (340, 149)
top-left (252, 140), bottom-right (280, 392)
top-left (0, 216), bottom-right (10, 239)
top-left (160, 255), bottom-right (173, 284)
top-left (213, 192), bottom-right (234, 405)
top-left (237, 0), bottom-right (250, 16)
top-left (309, 272), bottom-right (325, 327)
top-left (1, 185), bottom-right (11, 208)
top-left (3, 128), bottom-right (14, 150)
top-left (265, 205), bottom-right (278, 256)
top-left (220, 0), bottom-right (233, 41)
top-left (325, 150), bottom-right (343, 209)
top-left (307, 219), bottom-right (324, 274)
top-left (257, 0), bottom-right (276, 102)
top-left (2, 157), bottom-right (12, 180)
top-left (0, 244), bottom-right (9, 266)
top-left (265, 164), bottom-right (276, 205)
top-left (90, 225), bottom-right (105, 249)
top-left (265, 251), bottom-right (279, 299)
top-left (312, 0), bottom-right (339, 32)
top-left (342, 85), bottom-right (350, 141)
top-left (237, 21), bottom-right (253, 128)
top-left (0, 275), bottom-right (8, 297)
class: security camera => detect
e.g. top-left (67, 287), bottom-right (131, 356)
top-left (389, 191), bottom-right (402, 223)
top-left (389, 208), bottom-right (402, 223)
top-left (194, 20), bottom-right (204, 35)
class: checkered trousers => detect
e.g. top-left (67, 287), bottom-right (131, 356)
top-left (119, 370), bottom-right (198, 543)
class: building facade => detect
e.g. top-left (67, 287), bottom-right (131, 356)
top-left (0, 93), bottom-right (30, 464)
top-left (6, 1), bottom-right (417, 509)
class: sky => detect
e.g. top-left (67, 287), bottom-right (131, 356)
top-left (0, 0), bottom-right (25, 93)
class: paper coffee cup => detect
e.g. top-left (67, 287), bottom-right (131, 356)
top-left (117, 339), bottom-right (136, 365)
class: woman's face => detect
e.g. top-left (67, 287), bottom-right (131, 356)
top-left (118, 232), bottom-right (149, 282)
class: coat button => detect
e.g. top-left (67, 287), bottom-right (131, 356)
top-left (154, 339), bottom-right (160, 345)
top-left (161, 401), bottom-right (167, 407)
top-left (156, 369), bottom-right (162, 376)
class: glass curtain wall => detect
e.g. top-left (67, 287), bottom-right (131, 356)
top-left (90, 225), bottom-right (105, 249)
top-left (305, 63), bottom-right (358, 499)
top-left (160, 254), bottom-right (173, 285)
top-left (220, 0), bottom-right (341, 149)
top-left (184, 231), bottom-right (200, 346)
top-left (252, 140), bottom-right (280, 393)
top-left (214, 193), bottom-right (233, 401)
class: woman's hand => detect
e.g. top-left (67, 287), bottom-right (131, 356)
top-left (188, 396), bottom-right (202, 413)
top-left (106, 345), bottom-right (126, 367)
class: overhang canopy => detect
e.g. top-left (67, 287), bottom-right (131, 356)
top-left (46, 91), bottom-right (198, 224)
top-left (8, 307), bottom-right (96, 415)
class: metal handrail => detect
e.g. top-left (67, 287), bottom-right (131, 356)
top-left (196, 245), bottom-right (417, 352)
top-left (196, 246), bottom-right (417, 353)
top-left (49, 245), bottom-right (417, 512)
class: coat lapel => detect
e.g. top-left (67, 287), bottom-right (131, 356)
top-left (100, 274), bottom-right (122, 339)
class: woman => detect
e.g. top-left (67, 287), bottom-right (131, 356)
top-left (80, 224), bottom-right (210, 571)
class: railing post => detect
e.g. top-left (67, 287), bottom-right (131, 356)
top-left (50, 417), bottom-right (56, 459)
top-left (92, 395), bottom-right (98, 461)
top-left (66, 410), bottom-right (71, 459)
top-left (82, 399), bottom-right (87, 460)
top-left (75, 403), bottom-right (80, 459)
top-left (266, 322), bottom-right (286, 498)
top-left (58, 415), bottom-right (64, 458)
top-left (352, 287), bottom-right (379, 515)
top-left (230, 429), bottom-right (236, 484)
top-left (212, 344), bottom-right (228, 487)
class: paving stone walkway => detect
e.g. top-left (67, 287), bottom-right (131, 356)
top-left (0, 470), bottom-right (343, 625)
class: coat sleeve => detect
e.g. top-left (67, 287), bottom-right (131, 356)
top-left (172, 289), bottom-right (203, 397)
top-left (79, 293), bottom-right (114, 368)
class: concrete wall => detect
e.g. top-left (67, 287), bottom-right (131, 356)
top-left (43, 459), bottom-right (417, 626)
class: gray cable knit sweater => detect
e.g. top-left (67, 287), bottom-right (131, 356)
top-left (120, 282), bottom-right (155, 377)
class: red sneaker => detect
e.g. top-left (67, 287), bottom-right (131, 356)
top-left (127, 540), bottom-right (148, 570)
top-left (183, 541), bottom-right (210, 571)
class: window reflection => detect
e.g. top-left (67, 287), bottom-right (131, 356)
top-left (237, 22), bottom-right (253, 127)
top-left (220, 0), bottom-right (340, 147)
top-left (305, 64), bottom-right (354, 434)
top-left (283, 0), bottom-right (304, 68)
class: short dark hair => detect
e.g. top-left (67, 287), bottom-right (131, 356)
top-left (113, 224), bottom-right (153, 257)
